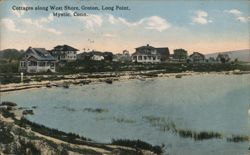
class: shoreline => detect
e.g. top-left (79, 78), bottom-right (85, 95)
top-left (1, 70), bottom-right (249, 93)
top-left (0, 101), bottom-right (162, 155)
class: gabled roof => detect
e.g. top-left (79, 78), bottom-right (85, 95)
top-left (52, 45), bottom-right (78, 51)
top-left (190, 52), bottom-right (205, 58)
top-left (24, 47), bottom-right (55, 61)
top-left (135, 45), bottom-right (155, 50)
top-left (156, 47), bottom-right (170, 55)
top-left (132, 44), bottom-right (169, 56)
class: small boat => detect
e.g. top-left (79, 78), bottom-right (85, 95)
top-left (136, 76), bottom-right (146, 81)
top-left (46, 83), bottom-right (52, 88)
top-left (175, 75), bottom-right (182, 78)
top-left (105, 79), bottom-right (113, 84)
top-left (233, 70), bottom-right (243, 75)
top-left (63, 83), bottom-right (70, 88)
top-left (80, 80), bottom-right (91, 85)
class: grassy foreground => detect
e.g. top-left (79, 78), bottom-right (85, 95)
top-left (0, 101), bottom-right (163, 155)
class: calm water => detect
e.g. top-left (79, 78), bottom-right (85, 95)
top-left (3, 74), bottom-right (250, 155)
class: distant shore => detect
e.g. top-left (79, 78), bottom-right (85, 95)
top-left (1, 70), bottom-right (250, 93)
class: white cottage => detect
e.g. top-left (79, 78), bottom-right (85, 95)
top-left (132, 44), bottom-right (170, 63)
top-left (50, 45), bottom-right (78, 62)
top-left (91, 54), bottom-right (104, 61)
top-left (19, 47), bottom-right (56, 73)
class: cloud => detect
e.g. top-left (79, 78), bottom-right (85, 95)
top-left (22, 14), bottom-right (61, 35)
top-left (108, 14), bottom-right (170, 31)
top-left (102, 33), bottom-right (117, 38)
top-left (78, 14), bottom-right (103, 32)
top-left (224, 9), bottom-right (250, 23)
top-left (1, 18), bottom-right (26, 33)
top-left (142, 16), bottom-right (170, 31)
top-left (192, 10), bottom-right (212, 25)
top-left (12, 3), bottom-right (27, 17)
top-left (224, 9), bottom-right (242, 16)
top-left (23, 14), bottom-right (54, 25)
top-left (77, 13), bottom-right (170, 32)
top-left (236, 16), bottom-right (250, 23)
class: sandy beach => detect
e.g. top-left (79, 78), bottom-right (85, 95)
top-left (1, 70), bottom-right (245, 93)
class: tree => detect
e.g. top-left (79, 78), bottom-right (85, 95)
top-left (173, 49), bottom-right (188, 62)
top-left (216, 53), bottom-right (230, 63)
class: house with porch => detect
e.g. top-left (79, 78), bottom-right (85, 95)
top-left (19, 47), bottom-right (56, 73)
top-left (50, 45), bottom-right (78, 61)
top-left (132, 44), bottom-right (170, 63)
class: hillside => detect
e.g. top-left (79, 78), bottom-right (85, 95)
top-left (206, 49), bottom-right (250, 62)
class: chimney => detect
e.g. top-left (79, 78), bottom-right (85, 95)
top-left (147, 44), bottom-right (149, 46)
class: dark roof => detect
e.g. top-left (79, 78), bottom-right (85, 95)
top-left (24, 47), bottom-right (55, 61)
top-left (135, 44), bottom-right (155, 50)
top-left (190, 52), bottom-right (205, 58)
top-left (78, 51), bottom-right (104, 57)
top-left (156, 47), bottom-right (170, 55)
top-left (132, 45), bottom-right (169, 56)
top-left (52, 45), bottom-right (78, 51)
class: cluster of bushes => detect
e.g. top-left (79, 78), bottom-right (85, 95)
top-left (0, 74), bottom-right (20, 84)
top-left (111, 139), bottom-right (163, 154)
top-left (1, 101), bottom-right (17, 107)
top-left (0, 122), bottom-right (14, 144)
top-left (0, 62), bottom-right (19, 73)
top-left (0, 107), bottom-right (15, 119)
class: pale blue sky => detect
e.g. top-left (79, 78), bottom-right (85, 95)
top-left (0, 0), bottom-right (249, 54)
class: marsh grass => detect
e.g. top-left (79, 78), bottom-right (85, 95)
top-left (143, 115), bottom-right (224, 141)
top-left (227, 135), bottom-right (250, 142)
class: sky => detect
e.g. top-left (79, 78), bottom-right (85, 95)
top-left (0, 0), bottom-right (249, 54)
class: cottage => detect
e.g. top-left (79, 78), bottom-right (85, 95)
top-left (19, 47), bottom-right (56, 73)
top-left (50, 45), bottom-right (78, 61)
top-left (78, 51), bottom-right (113, 61)
top-left (113, 50), bottom-right (131, 62)
top-left (132, 44), bottom-right (170, 63)
top-left (91, 54), bottom-right (104, 61)
top-left (188, 52), bottom-right (205, 63)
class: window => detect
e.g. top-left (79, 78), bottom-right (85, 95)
top-left (144, 56), bottom-right (147, 60)
top-left (39, 62), bottom-right (45, 66)
top-left (138, 56), bottom-right (142, 60)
